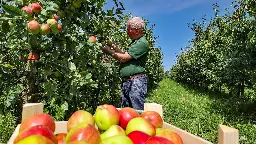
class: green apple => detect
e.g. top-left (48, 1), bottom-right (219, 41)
top-left (101, 135), bottom-right (133, 144)
top-left (94, 104), bottom-right (119, 131)
top-left (126, 117), bottom-right (156, 136)
top-left (100, 125), bottom-right (126, 140)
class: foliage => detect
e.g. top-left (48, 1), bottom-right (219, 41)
top-left (0, 0), bottom-right (164, 142)
top-left (169, 0), bottom-right (256, 99)
top-left (147, 78), bottom-right (256, 143)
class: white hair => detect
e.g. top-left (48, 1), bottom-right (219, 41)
top-left (127, 17), bottom-right (145, 31)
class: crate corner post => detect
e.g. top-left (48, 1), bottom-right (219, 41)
top-left (22, 103), bottom-right (44, 122)
top-left (218, 124), bottom-right (239, 144)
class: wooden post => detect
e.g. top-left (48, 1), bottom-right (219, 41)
top-left (144, 103), bottom-right (163, 118)
top-left (22, 103), bottom-right (44, 122)
top-left (218, 124), bottom-right (239, 144)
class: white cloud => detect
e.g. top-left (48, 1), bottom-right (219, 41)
top-left (105, 0), bottom-right (210, 16)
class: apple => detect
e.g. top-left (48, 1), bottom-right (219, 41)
top-left (19, 113), bottom-right (55, 133)
top-left (156, 128), bottom-right (163, 134)
top-left (16, 135), bottom-right (55, 144)
top-left (67, 110), bottom-right (95, 132)
top-left (66, 123), bottom-right (101, 144)
top-left (28, 20), bottom-right (40, 34)
top-left (88, 36), bottom-right (97, 43)
top-left (40, 24), bottom-right (50, 35)
top-left (55, 133), bottom-right (67, 144)
top-left (140, 111), bottom-right (163, 128)
top-left (146, 136), bottom-right (174, 144)
top-left (100, 125), bottom-right (126, 140)
top-left (67, 141), bottom-right (88, 144)
top-left (21, 6), bottom-right (33, 16)
top-left (14, 125), bottom-right (57, 144)
top-left (126, 117), bottom-right (155, 136)
top-left (127, 130), bottom-right (151, 144)
top-left (95, 104), bottom-right (119, 131)
top-left (101, 135), bottom-right (133, 144)
top-left (119, 107), bottom-right (139, 130)
top-left (29, 2), bottom-right (42, 13)
top-left (47, 19), bottom-right (58, 30)
top-left (52, 14), bottom-right (58, 21)
top-left (155, 128), bottom-right (183, 144)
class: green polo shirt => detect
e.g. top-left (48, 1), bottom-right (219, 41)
top-left (119, 36), bottom-right (149, 77)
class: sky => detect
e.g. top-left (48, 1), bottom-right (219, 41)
top-left (104, 0), bottom-right (234, 71)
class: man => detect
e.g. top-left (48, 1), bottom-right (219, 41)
top-left (101, 16), bottom-right (149, 110)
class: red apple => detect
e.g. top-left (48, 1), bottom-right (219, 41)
top-left (40, 24), bottom-right (50, 35)
top-left (57, 24), bottom-right (62, 31)
top-left (119, 107), bottom-right (139, 129)
top-left (28, 20), bottom-right (40, 34)
top-left (94, 104), bottom-right (119, 131)
top-left (55, 133), bottom-right (67, 144)
top-left (146, 136), bottom-right (174, 144)
top-left (127, 130), bottom-right (151, 144)
top-left (126, 117), bottom-right (155, 136)
top-left (66, 123), bottom-right (101, 144)
top-left (19, 113), bottom-right (55, 133)
top-left (30, 2), bottom-right (42, 13)
top-left (155, 128), bottom-right (183, 144)
top-left (21, 6), bottom-right (33, 16)
top-left (16, 135), bottom-right (55, 144)
top-left (67, 110), bottom-right (95, 132)
top-left (52, 14), bottom-right (58, 21)
top-left (140, 111), bottom-right (163, 128)
top-left (88, 36), bottom-right (97, 43)
top-left (14, 125), bottom-right (57, 144)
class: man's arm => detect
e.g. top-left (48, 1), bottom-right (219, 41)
top-left (101, 45), bottom-right (133, 63)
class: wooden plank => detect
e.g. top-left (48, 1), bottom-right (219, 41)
top-left (144, 103), bottom-right (163, 118)
top-left (7, 124), bottom-right (20, 144)
top-left (218, 124), bottom-right (239, 144)
top-left (22, 103), bottom-right (44, 122)
top-left (54, 121), bottom-right (68, 134)
top-left (163, 122), bottom-right (213, 144)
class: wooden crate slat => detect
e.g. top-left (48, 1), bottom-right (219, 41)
top-left (163, 122), bottom-right (213, 144)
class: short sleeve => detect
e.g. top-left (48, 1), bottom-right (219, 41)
top-left (127, 41), bottom-right (149, 59)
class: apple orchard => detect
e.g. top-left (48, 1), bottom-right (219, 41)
top-left (0, 0), bottom-right (165, 143)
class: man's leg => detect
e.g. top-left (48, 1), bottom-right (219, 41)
top-left (121, 80), bottom-right (133, 108)
top-left (129, 76), bottom-right (147, 110)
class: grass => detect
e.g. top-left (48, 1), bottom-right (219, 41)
top-left (146, 78), bottom-right (256, 144)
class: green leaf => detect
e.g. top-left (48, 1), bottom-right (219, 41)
top-left (2, 20), bottom-right (10, 33)
top-left (1, 4), bottom-right (23, 16)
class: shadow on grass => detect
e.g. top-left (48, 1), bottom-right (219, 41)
top-left (179, 82), bottom-right (256, 125)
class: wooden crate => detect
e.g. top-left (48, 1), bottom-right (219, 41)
top-left (8, 103), bottom-right (239, 144)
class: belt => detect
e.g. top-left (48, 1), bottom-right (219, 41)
top-left (122, 73), bottom-right (146, 80)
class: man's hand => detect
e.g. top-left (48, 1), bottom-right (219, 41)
top-left (101, 44), bottom-right (115, 55)
top-left (111, 43), bottom-right (125, 54)
top-left (101, 43), bottom-right (133, 63)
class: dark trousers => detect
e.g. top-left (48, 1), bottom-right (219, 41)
top-left (121, 75), bottom-right (147, 110)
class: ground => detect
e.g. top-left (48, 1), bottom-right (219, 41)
top-left (146, 78), bottom-right (256, 144)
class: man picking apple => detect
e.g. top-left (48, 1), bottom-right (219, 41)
top-left (101, 16), bottom-right (149, 110)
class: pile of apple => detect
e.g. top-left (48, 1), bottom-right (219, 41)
top-left (21, 2), bottom-right (62, 35)
top-left (13, 104), bottom-right (183, 144)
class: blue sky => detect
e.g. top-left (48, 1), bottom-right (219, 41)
top-left (104, 0), bottom-right (234, 71)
